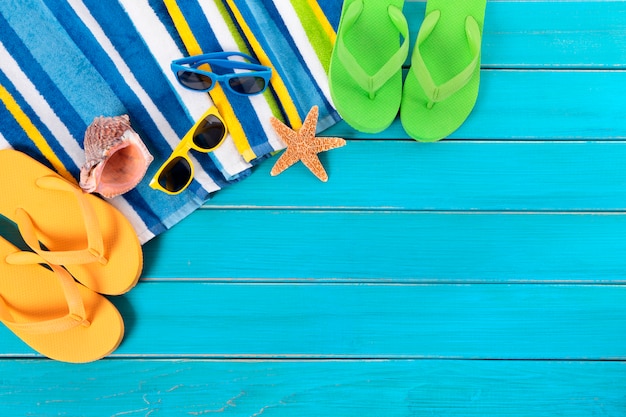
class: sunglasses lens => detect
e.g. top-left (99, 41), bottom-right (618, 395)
top-left (158, 156), bottom-right (192, 193)
top-left (177, 70), bottom-right (213, 91)
top-left (193, 114), bottom-right (226, 150)
top-left (229, 76), bottom-right (267, 95)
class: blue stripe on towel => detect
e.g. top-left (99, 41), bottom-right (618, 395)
top-left (173, 0), bottom-right (221, 49)
top-left (318, 0), bottom-right (342, 29)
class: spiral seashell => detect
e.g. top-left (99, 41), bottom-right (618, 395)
top-left (79, 115), bottom-right (154, 198)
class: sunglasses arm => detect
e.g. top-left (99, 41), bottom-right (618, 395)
top-left (173, 51), bottom-right (263, 66)
top-left (195, 59), bottom-right (271, 73)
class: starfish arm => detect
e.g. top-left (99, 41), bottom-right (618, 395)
top-left (270, 117), bottom-right (296, 146)
top-left (299, 105), bottom-right (319, 141)
top-left (270, 149), bottom-right (301, 176)
top-left (314, 137), bottom-right (347, 153)
top-left (268, 106), bottom-right (344, 181)
top-left (300, 153), bottom-right (328, 182)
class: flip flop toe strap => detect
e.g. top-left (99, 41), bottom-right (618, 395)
top-left (8, 175), bottom-right (107, 267)
top-left (0, 259), bottom-right (90, 335)
top-left (411, 11), bottom-right (482, 109)
top-left (336, 1), bottom-right (409, 99)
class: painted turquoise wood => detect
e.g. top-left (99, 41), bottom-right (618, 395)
top-left (2, 1), bottom-right (626, 415)
top-left (405, 1), bottom-right (626, 69)
top-left (479, 2), bottom-right (626, 69)
top-left (2, 283), bottom-right (626, 359)
top-left (141, 210), bottom-right (626, 281)
top-left (211, 141), bottom-right (626, 211)
top-left (2, 360), bottom-right (625, 417)
top-left (324, 70), bottom-right (626, 140)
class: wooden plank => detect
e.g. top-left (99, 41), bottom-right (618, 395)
top-left (213, 141), bottom-right (626, 211)
top-left (403, 1), bottom-right (626, 69)
top-left (2, 283), bottom-right (625, 359)
top-left (1, 359), bottom-right (625, 416)
top-left (141, 210), bottom-right (626, 282)
top-left (324, 70), bottom-right (626, 140)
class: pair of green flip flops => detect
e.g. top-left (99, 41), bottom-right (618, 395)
top-left (329, 0), bottom-right (487, 142)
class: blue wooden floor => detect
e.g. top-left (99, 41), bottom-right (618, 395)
top-left (3, 1), bottom-right (626, 415)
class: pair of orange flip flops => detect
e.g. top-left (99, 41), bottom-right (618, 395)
top-left (0, 150), bottom-right (142, 363)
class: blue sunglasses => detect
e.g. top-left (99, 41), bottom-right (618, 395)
top-left (171, 51), bottom-right (272, 96)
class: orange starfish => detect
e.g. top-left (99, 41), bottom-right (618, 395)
top-left (270, 106), bottom-right (346, 182)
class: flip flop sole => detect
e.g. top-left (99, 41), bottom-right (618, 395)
top-left (1, 237), bottom-right (124, 363)
top-left (401, 0), bottom-right (486, 142)
top-left (329, 0), bottom-right (406, 133)
top-left (0, 150), bottom-right (142, 295)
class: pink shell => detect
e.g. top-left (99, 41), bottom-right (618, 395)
top-left (79, 115), bottom-right (154, 198)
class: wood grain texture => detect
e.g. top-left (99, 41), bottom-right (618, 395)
top-left (211, 141), bottom-right (626, 211)
top-left (324, 70), bottom-right (626, 140)
top-left (406, 1), bottom-right (626, 68)
top-left (2, 359), bottom-right (625, 417)
top-left (141, 210), bottom-right (626, 282)
top-left (2, 283), bottom-right (625, 359)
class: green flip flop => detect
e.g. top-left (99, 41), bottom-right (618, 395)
top-left (401, 0), bottom-right (486, 142)
top-left (328, 0), bottom-right (409, 133)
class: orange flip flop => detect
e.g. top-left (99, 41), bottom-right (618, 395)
top-left (1, 236), bottom-right (124, 363)
top-left (0, 150), bottom-right (142, 295)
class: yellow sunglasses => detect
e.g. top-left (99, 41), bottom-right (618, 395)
top-left (150, 106), bottom-right (227, 195)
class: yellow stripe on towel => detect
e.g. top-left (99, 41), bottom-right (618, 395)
top-left (290, 0), bottom-right (337, 73)
top-left (225, 0), bottom-right (303, 129)
top-left (162, 0), bottom-right (258, 162)
top-left (308, 0), bottom-right (337, 45)
top-left (0, 84), bottom-right (75, 183)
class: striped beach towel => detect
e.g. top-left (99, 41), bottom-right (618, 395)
top-left (163, 0), bottom-right (342, 161)
top-left (0, 0), bottom-right (341, 243)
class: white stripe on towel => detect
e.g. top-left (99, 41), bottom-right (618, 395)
top-left (107, 194), bottom-right (153, 244)
top-left (0, 132), bottom-right (11, 149)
